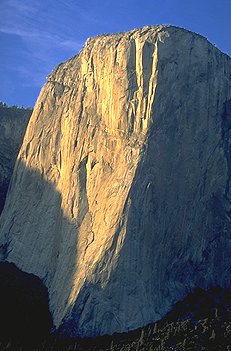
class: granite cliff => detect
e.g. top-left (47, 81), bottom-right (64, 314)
top-left (0, 25), bottom-right (230, 337)
top-left (0, 104), bottom-right (31, 213)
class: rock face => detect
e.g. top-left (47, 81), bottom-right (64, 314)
top-left (0, 25), bottom-right (231, 337)
top-left (0, 104), bottom-right (31, 213)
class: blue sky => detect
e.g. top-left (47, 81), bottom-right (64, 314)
top-left (0, 0), bottom-right (230, 107)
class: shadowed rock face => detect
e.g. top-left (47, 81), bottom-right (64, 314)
top-left (0, 25), bottom-right (231, 337)
top-left (0, 104), bottom-right (31, 213)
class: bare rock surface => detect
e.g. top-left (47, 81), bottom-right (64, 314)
top-left (0, 25), bottom-right (231, 337)
top-left (0, 104), bottom-right (31, 213)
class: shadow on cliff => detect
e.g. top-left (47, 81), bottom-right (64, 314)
top-left (0, 182), bottom-right (8, 214)
top-left (0, 159), bottom-right (81, 347)
top-left (59, 38), bottom-right (231, 337)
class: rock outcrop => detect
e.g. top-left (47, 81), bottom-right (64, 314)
top-left (0, 25), bottom-right (231, 337)
top-left (0, 104), bottom-right (31, 213)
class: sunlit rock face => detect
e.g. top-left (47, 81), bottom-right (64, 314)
top-left (0, 25), bottom-right (231, 337)
top-left (0, 105), bottom-right (31, 213)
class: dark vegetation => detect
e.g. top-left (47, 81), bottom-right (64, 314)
top-left (0, 266), bottom-right (230, 351)
top-left (0, 101), bottom-right (32, 112)
top-left (0, 262), bottom-right (53, 350)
